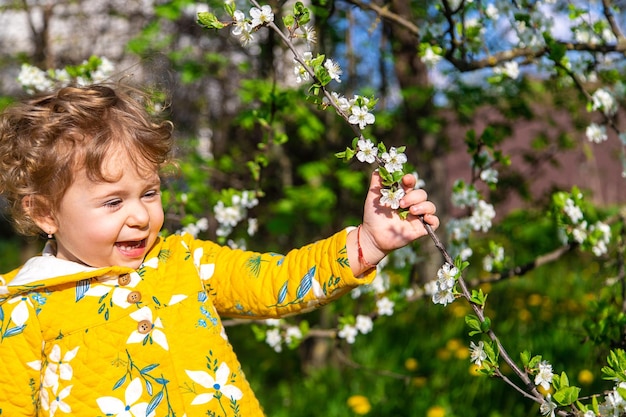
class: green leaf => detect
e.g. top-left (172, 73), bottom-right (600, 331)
top-left (470, 289), bottom-right (487, 306)
top-left (197, 12), bottom-right (225, 30)
top-left (602, 349), bottom-right (626, 382)
top-left (309, 54), bottom-right (325, 67)
top-left (553, 386), bottom-right (580, 406)
top-left (283, 15), bottom-right (295, 28)
top-left (592, 394), bottom-right (600, 414)
top-left (453, 257), bottom-right (469, 273)
top-left (335, 147), bottom-right (355, 162)
top-left (465, 315), bottom-right (482, 333)
top-left (528, 355), bottom-right (542, 369)
top-left (480, 316), bottom-right (491, 332)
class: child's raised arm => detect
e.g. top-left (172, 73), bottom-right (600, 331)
top-left (347, 171), bottom-right (439, 276)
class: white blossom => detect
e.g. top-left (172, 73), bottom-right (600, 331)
top-left (586, 123), bottom-right (608, 143)
top-left (571, 221), bottom-right (588, 244)
top-left (91, 57), bottom-right (115, 82)
top-left (432, 285), bottom-right (455, 306)
top-left (469, 200), bottom-right (496, 232)
top-left (265, 328), bottom-right (282, 352)
top-left (301, 25), bottom-right (317, 45)
top-left (17, 64), bottom-right (53, 93)
top-left (381, 147), bottom-right (407, 173)
top-left (293, 52), bottom-right (313, 83)
top-left (447, 218), bottom-right (473, 242)
top-left (214, 201), bottom-right (244, 228)
top-left (590, 221), bottom-right (611, 256)
top-left (411, 171), bottom-right (426, 189)
top-left (424, 280), bottom-right (438, 296)
top-left (356, 139), bottom-right (377, 163)
top-left (348, 105), bottom-right (375, 130)
top-left (284, 326), bottom-right (302, 344)
top-left (483, 245), bottom-right (504, 272)
top-left (231, 10), bottom-right (248, 36)
top-left (437, 263), bottom-right (458, 290)
top-left (599, 384), bottom-right (626, 417)
top-left (330, 92), bottom-right (351, 112)
top-left (181, 217), bottom-right (209, 237)
top-left (421, 46), bottom-right (442, 67)
top-left (484, 4), bottom-right (499, 19)
top-left (451, 182), bottom-right (480, 208)
top-left (591, 88), bottom-right (618, 116)
top-left (338, 324), bottom-right (358, 344)
top-left (355, 315), bottom-right (374, 334)
top-left (324, 58), bottom-right (342, 83)
top-left (534, 361), bottom-right (554, 390)
top-left (238, 25), bottom-right (255, 46)
top-left (380, 187), bottom-right (405, 210)
top-left (494, 61), bottom-right (520, 79)
top-left (249, 5), bottom-right (274, 28)
top-left (469, 341), bottom-right (487, 366)
top-left (458, 246), bottom-right (473, 261)
top-left (480, 168), bottom-right (498, 184)
top-left (376, 297), bottom-right (395, 316)
top-left (391, 245), bottom-right (419, 269)
top-left (540, 395), bottom-right (557, 417)
top-left (563, 198), bottom-right (584, 224)
top-left (247, 218), bottom-right (258, 236)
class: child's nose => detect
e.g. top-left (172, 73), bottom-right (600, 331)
top-left (127, 202), bottom-right (150, 228)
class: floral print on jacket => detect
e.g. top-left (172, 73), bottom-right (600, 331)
top-left (0, 229), bottom-right (374, 416)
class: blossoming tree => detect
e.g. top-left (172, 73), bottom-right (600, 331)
top-left (6, 0), bottom-right (626, 416)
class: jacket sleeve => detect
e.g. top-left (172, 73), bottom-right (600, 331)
top-left (0, 294), bottom-right (42, 416)
top-left (187, 228), bottom-right (376, 318)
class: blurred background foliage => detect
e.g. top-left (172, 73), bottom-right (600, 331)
top-left (1, 0), bottom-right (626, 415)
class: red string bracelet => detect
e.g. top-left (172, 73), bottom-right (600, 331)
top-left (357, 224), bottom-right (377, 270)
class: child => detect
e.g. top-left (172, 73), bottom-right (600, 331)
top-left (0, 84), bottom-right (438, 416)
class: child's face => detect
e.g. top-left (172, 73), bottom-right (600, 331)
top-left (50, 153), bottom-right (165, 269)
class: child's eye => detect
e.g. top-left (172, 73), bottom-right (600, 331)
top-left (104, 199), bottom-right (122, 208)
top-left (143, 190), bottom-right (160, 199)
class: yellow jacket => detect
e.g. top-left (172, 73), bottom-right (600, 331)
top-left (0, 229), bottom-right (374, 416)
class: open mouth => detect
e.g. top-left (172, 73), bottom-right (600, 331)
top-left (115, 239), bottom-right (147, 257)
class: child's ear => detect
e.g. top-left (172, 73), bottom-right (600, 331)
top-left (22, 195), bottom-right (58, 236)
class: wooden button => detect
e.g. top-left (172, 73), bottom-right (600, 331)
top-left (118, 274), bottom-right (131, 286)
top-left (127, 291), bottom-right (142, 303)
top-left (137, 320), bottom-right (152, 334)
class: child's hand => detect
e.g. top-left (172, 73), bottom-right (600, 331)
top-left (348, 171), bottom-right (439, 275)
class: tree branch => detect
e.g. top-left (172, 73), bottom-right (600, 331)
top-left (341, 0), bottom-right (626, 73)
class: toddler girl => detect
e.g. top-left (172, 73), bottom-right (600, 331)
top-left (0, 84), bottom-right (438, 416)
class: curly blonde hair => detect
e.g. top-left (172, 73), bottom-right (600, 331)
top-left (0, 83), bottom-right (174, 236)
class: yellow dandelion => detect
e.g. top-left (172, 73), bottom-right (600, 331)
top-left (537, 384), bottom-right (554, 396)
top-left (518, 309), bottom-right (531, 322)
top-left (427, 405), bottom-right (446, 417)
top-left (446, 338), bottom-right (462, 351)
top-left (455, 346), bottom-right (470, 360)
top-left (578, 369), bottom-right (594, 385)
top-left (449, 302), bottom-right (468, 317)
top-left (412, 376), bottom-right (427, 387)
top-left (405, 357), bottom-right (419, 372)
top-left (469, 364), bottom-right (482, 376)
top-left (527, 293), bottom-right (543, 307)
top-left (347, 395), bottom-right (371, 415)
